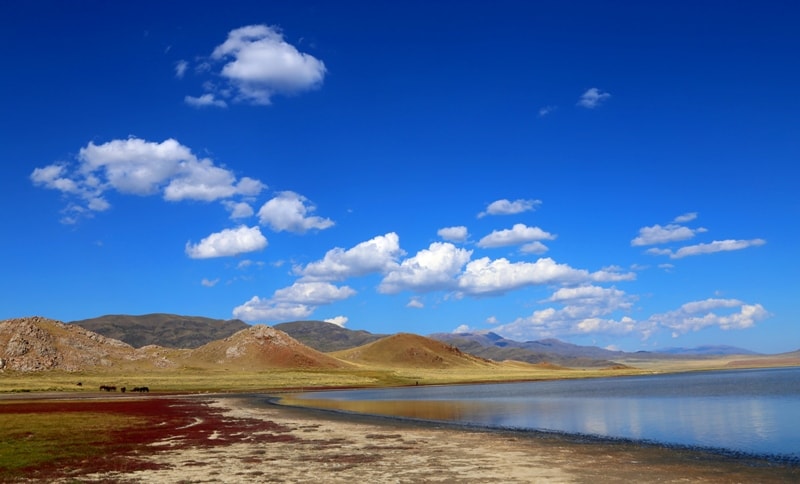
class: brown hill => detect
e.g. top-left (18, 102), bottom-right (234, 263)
top-left (0, 316), bottom-right (145, 372)
top-left (331, 333), bottom-right (497, 369)
top-left (189, 325), bottom-right (352, 370)
top-left (71, 313), bottom-right (248, 349)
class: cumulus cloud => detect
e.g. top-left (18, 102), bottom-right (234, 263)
top-left (233, 296), bottom-right (313, 322)
top-left (478, 198), bottom-right (541, 218)
top-left (477, 223), bottom-right (556, 248)
top-left (632, 222), bottom-right (707, 246)
top-left (520, 241), bottom-right (549, 254)
top-left (379, 242), bottom-right (473, 294)
top-left (325, 316), bottom-right (348, 327)
top-left (232, 281), bottom-right (355, 322)
top-left (224, 201), bottom-right (255, 219)
top-left (647, 298), bottom-right (770, 335)
top-left (438, 226), bottom-right (469, 243)
top-left (577, 87), bottom-right (611, 108)
top-left (647, 239), bottom-right (766, 259)
top-left (296, 232), bottom-right (404, 281)
top-left (492, 285), bottom-right (637, 340)
top-left (188, 24), bottom-right (326, 106)
top-left (185, 225), bottom-right (268, 259)
top-left (31, 137), bottom-right (266, 222)
top-left (258, 191), bottom-right (333, 233)
top-left (457, 257), bottom-right (589, 296)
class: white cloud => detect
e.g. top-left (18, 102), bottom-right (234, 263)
top-left (457, 257), bottom-right (591, 296)
top-left (296, 232), bottom-right (404, 281)
top-left (407, 297), bottom-right (424, 309)
top-left (493, 285), bottom-right (638, 341)
top-left (185, 225), bottom-right (268, 259)
top-left (631, 222), bottom-right (705, 246)
top-left (673, 212), bottom-right (698, 223)
top-left (31, 137), bottom-right (266, 222)
top-left (175, 60), bottom-right (189, 78)
top-left (258, 191), bottom-right (334, 233)
top-left (438, 226), bottom-right (469, 243)
top-left (520, 241), bottom-right (549, 254)
top-left (477, 223), bottom-right (556, 248)
top-left (272, 281), bottom-right (356, 306)
top-left (538, 105), bottom-right (556, 117)
top-left (453, 324), bottom-right (473, 333)
top-left (232, 281), bottom-right (355, 323)
top-left (233, 296), bottom-right (313, 322)
top-left (185, 93), bottom-right (228, 108)
top-left (191, 24), bottom-right (326, 106)
top-left (647, 298), bottom-right (770, 334)
top-left (325, 316), bottom-right (348, 327)
top-left (201, 278), bottom-right (220, 287)
top-left (224, 201), bottom-right (255, 219)
top-left (647, 239), bottom-right (767, 259)
top-left (379, 242), bottom-right (473, 294)
top-left (577, 87), bottom-right (611, 108)
top-left (478, 198), bottom-right (541, 218)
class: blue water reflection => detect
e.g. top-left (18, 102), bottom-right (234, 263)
top-left (282, 367), bottom-right (800, 458)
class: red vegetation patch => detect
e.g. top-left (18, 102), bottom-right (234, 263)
top-left (2, 397), bottom-right (296, 481)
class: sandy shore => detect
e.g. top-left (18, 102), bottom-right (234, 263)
top-left (58, 394), bottom-right (795, 483)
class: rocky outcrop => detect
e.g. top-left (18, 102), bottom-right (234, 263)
top-left (0, 316), bottom-right (134, 372)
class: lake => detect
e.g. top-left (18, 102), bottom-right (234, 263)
top-left (278, 367), bottom-right (800, 459)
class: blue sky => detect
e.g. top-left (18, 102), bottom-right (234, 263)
top-left (2, 1), bottom-right (798, 353)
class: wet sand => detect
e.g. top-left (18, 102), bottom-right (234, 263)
top-left (69, 395), bottom-right (797, 483)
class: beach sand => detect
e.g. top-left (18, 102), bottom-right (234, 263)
top-left (65, 395), bottom-right (797, 483)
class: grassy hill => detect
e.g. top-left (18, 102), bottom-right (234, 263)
top-left (70, 313), bottom-right (248, 349)
top-left (331, 333), bottom-right (497, 369)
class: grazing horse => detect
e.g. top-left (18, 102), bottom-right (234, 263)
top-left (131, 386), bottom-right (150, 393)
top-left (99, 385), bottom-right (117, 392)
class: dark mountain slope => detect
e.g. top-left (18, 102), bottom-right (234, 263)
top-left (275, 320), bottom-right (386, 352)
top-left (71, 313), bottom-right (248, 349)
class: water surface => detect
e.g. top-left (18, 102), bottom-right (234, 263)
top-left (280, 367), bottom-right (800, 459)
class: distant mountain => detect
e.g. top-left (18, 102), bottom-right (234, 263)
top-left (656, 345), bottom-right (760, 356)
top-left (430, 332), bottom-right (761, 364)
top-left (71, 313), bottom-right (248, 349)
top-left (429, 332), bottom-right (623, 368)
top-left (331, 333), bottom-right (496, 369)
top-left (275, 320), bottom-right (386, 352)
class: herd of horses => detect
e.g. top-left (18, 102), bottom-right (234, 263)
top-left (98, 385), bottom-right (149, 393)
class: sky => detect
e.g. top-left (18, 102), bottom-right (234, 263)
top-left (1, 1), bottom-right (798, 353)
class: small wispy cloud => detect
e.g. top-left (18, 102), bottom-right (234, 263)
top-left (478, 198), bottom-right (541, 218)
top-left (577, 88), bottom-right (611, 109)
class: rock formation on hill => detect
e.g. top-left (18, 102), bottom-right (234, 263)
top-left (191, 325), bottom-right (351, 370)
top-left (0, 316), bottom-right (135, 372)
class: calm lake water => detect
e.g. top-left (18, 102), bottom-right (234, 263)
top-left (280, 367), bottom-right (800, 459)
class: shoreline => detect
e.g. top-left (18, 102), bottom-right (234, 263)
top-left (4, 392), bottom-right (798, 482)
top-left (261, 393), bottom-right (800, 467)
top-left (116, 393), bottom-right (800, 483)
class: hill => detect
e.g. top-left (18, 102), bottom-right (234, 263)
top-left (274, 320), bottom-right (386, 352)
top-left (189, 325), bottom-right (351, 370)
top-left (331, 333), bottom-right (496, 369)
top-left (0, 316), bottom-right (175, 372)
top-left (71, 313), bottom-right (248, 348)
